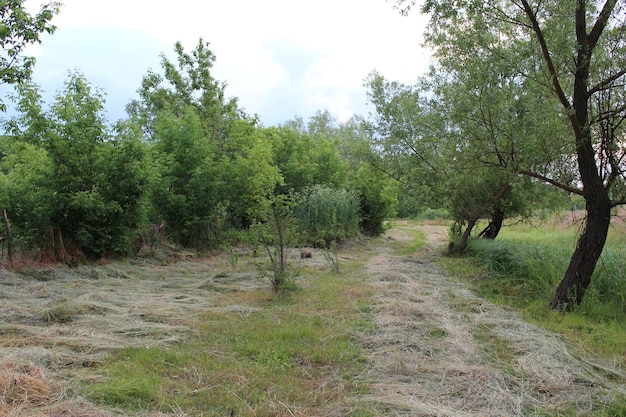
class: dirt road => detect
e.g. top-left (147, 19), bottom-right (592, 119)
top-left (359, 223), bottom-right (626, 416)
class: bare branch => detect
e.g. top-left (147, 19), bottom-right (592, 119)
top-left (516, 169), bottom-right (584, 195)
top-left (591, 102), bottom-right (626, 124)
top-left (588, 68), bottom-right (626, 96)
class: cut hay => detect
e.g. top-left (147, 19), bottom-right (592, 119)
top-left (357, 224), bottom-right (626, 416)
top-left (44, 399), bottom-right (116, 417)
top-left (0, 362), bottom-right (50, 408)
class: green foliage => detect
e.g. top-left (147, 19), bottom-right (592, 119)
top-left (131, 40), bottom-right (280, 248)
top-left (3, 72), bottom-right (147, 257)
top-left (362, 71), bottom-right (448, 210)
top-left (0, 1), bottom-right (61, 111)
top-left (0, 137), bottom-right (53, 247)
top-left (271, 115), bottom-right (349, 195)
top-left (148, 106), bottom-right (219, 247)
top-left (351, 163), bottom-right (398, 236)
top-left (251, 194), bottom-right (299, 291)
top-left (294, 185), bottom-right (360, 246)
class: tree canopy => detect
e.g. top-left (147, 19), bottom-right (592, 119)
top-left (0, 0), bottom-right (60, 111)
top-left (394, 0), bottom-right (626, 308)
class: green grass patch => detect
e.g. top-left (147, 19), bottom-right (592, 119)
top-left (441, 221), bottom-right (626, 364)
top-left (389, 223), bottom-right (427, 255)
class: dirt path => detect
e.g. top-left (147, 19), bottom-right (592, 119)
top-left (359, 222), bottom-right (626, 416)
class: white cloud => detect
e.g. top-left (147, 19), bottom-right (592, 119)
top-left (21, 0), bottom-right (431, 125)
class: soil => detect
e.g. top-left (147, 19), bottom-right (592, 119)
top-left (1, 221), bottom-right (625, 416)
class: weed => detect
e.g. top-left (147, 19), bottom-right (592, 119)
top-left (224, 244), bottom-right (239, 270)
top-left (322, 239), bottom-right (340, 273)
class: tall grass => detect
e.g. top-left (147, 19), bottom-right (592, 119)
top-left (294, 185), bottom-right (361, 247)
top-left (446, 222), bottom-right (626, 359)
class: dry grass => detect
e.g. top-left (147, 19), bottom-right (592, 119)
top-left (357, 224), bottom-right (626, 416)
top-left (1, 223), bottom-right (625, 415)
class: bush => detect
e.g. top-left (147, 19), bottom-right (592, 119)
top-left (351, 164), bottom-right (398, 237)
top-left (294, 185), bottom-right (360, 247)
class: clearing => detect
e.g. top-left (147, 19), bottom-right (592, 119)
top-left (0, 221), bottom-right (625, 416)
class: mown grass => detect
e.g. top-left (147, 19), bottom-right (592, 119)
top-left (85, 250), bottom-right (377, 416)
top-left (441, 218), bottom-right (626, 361)
top-left (387, 221), bottom-right (427, 255)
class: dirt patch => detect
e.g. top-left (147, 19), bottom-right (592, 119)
top-left (359, 224), bottom-right (626, 416)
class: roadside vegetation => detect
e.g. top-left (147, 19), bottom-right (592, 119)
top-left (442, 214), bottom-right (626, 365)
top-left (1, 1), bottom-right (626, 415)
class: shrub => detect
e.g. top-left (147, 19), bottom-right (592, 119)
top-left (294, 185), bottom-right (360, 247)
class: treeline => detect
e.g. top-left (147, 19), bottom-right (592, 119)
top-left (0, 40), bottom-right (398, 261)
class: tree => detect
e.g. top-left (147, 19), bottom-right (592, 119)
top-left (362, 70), bottom-right (535, 246)
top-left (130, 40), bottom-right (281, 247)
top-left (396, 0), bottom-right (626, 309)
top-left (0, 0), bottom-right (60, 110)
top-left (362, 71), bottom-right (448, 212)
top-left (271, 112), bottom-right (349, 195)
top-left (6, 72), bottom-right (147, 258)
top-left (251, 193), bottom-right (299, 291)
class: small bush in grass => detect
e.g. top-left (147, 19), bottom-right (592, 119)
top-left (251, 194), bottom-right (299, 291)
top-left (322, 239), bottom-right (340, 273)
top-left (294, 185), bottom-right (360, 247)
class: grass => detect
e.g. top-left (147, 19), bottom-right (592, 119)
top-left (84, 249), bottom-right (377, 416)
top-left (387, 221), bottom-right (427, 255)
top-left (441, 217), bottom-right (626, 362)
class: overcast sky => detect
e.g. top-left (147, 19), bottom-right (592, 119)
top-left (19, 0), bottom-right (430, 126)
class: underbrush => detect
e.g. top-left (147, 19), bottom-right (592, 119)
top-left (442, 223), bottom-right (626, 361)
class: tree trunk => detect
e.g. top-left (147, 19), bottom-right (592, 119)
top-left (479, 206), bottom-right (504, 239)
top-left (455, 217), bottom-right (477, 253)
top-left (550, 198), bottom-right (610, 310)
top-left (454, 184), bottom-right (509, 253)
top-left (549, 0), bottom-right (615, 310)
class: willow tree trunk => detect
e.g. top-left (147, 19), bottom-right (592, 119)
top-left (454, 184), bottom-right (509, 253)
top-left (550, 196), bottom-right (611, 309)
top-left (479, 206), bottom-right (504, 239)
top-left (549, 1), bottom-right (614, 310)
top-left (550, 123), bottom-right (611, 309)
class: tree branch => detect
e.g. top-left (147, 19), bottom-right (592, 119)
top-left (588, 0), bottom-right (618, 50)
top-left (588, 68), bottom-right (626, 96)
top-left (519, 0), bottom-right (579, 133)
top-left (516, 169), bottom-right (584, 195)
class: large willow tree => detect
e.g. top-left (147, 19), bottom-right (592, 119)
top-left (395, 0), bottom-right (626, 309)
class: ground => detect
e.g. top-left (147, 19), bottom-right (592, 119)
top-left (0, 221), bottom-right (624, 416)
top-left (361, 222), bottom-right (626, 416)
